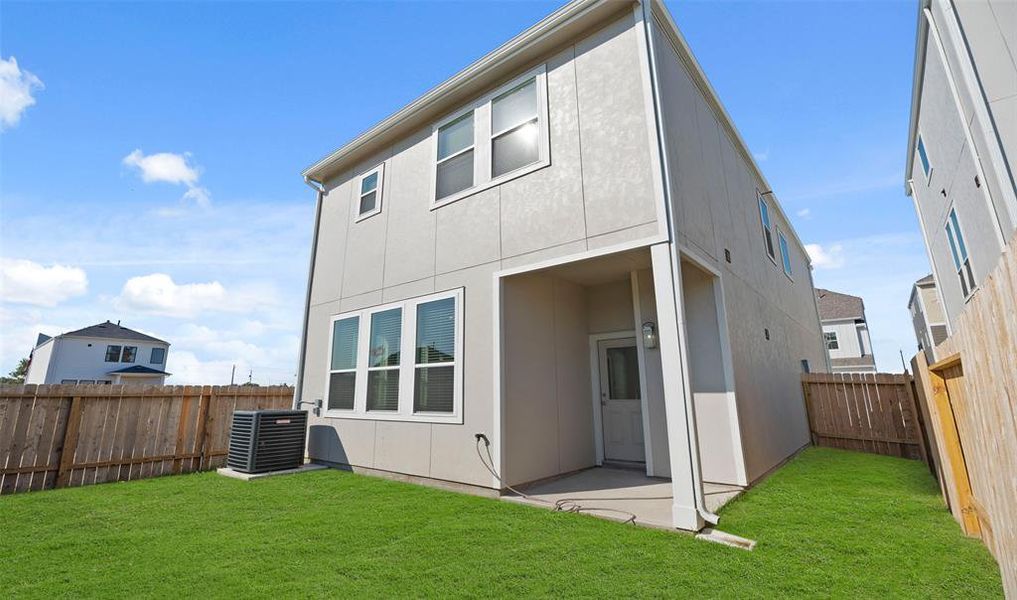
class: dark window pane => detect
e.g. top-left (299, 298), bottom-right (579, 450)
top-left (367, 370), bottom-right (400, 411)
top-left (150, 347), bottom-right (166, 364)
top-left (764, 229), bottom-right (775, 258)
top-left (414, 366), bottom-right (454, 413)
top-left (436, 149), bottom-right (474, 199)
top-left (361, 171), bottom-right (378, 194)
top-left (416, 297), bottom-right (455, 364)
top-left (105, 345), bottom-right (121, 362)
top-left (331, 317), bottom-right (359, 370)
top-left (437, 112), bottom-right (474, 160)
top-left (121, 346), bottom-right (137, 363)
top-left (359, 191), bottom-right (377, 215)
top-left (492, 121), bottom-right (539, 177)
top-left (606, 346), bottom-right (640, 399)
top-left (328, 372), bottom-right (356, 410)
top-left (369, 309), bottom-right (401, 367)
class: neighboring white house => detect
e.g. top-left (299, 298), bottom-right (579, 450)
top-left (295, 0), bottom-right (827, 531)
top-left (24, 321), bottom-right (171, 385)
top-left (908, 274), bottom-right (949, 363)
top-left (905, 0), bottom-right (1016, 327)
top-left (815, 289), bottom-right (877, 374)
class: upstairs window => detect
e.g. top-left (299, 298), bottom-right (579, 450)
top-left (432, 65), bottom-right (549, 207)
top-left (491, 78), bottom-right (539, 178)
top-left (356, 165), bottom-right (384, 221)
top-left (105, 345), bottom-right (121, 362)
top-left (778, 229), bottom-right (792, 278)
top-left (121, 346), bottom-right (137, 363)
top-left (758, 193), bottom-right (776, 261)
top-left (150, 347), bottom-right (166, 365)
top-left (436, 111), bottom-right (475, 200)
top-left (824, 332), bottom-right (839, 350)
top-left (916, 135), bottom-right (931, 179)
top-left (945, 208), bottom-right (976, 298)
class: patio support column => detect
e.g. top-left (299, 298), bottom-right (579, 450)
top-left (650, 243), bottom-right (706, 531)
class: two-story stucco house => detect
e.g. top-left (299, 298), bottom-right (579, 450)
top-left (905, 0), bottom-right (1016, 327)
top-left (908, 274), bottom-right (949, 363)
top-left (24, 321), bottom-right (171, 385)
top-left (816, 288), bottom-right (877, 374)
top-left (294, 0), bottom-right (827, 531)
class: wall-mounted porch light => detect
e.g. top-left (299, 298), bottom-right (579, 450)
top-left (642, 321), bottom-right (658, 349)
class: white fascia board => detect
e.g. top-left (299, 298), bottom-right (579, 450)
top-left (905, 0), bottom-right (932, 195)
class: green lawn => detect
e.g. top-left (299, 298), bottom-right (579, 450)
top-left (0, 448), bottom-right (1001, 598)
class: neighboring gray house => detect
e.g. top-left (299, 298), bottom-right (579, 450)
top-left (905, 0), bottom-right (1017, 327)
top-left (295, 0), bottom-right (826, 531)
top-left (816, 289), bottom-right (876, 373)
top-left (24, 321), bottom-right (171, 385)
top-left (908, 274), bottom-right (949, 362)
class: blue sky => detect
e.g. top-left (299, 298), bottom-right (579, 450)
top-left (1, 0), bottom-right (927, 381)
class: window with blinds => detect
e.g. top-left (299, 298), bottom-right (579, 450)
top-left (414, 297), bottom-right (456, 413)
top-left (324, 289), bottom-right (462, 423)
top-left (328, 316), bottom-right (359, 410)
top-left (367, 308), bottom-right (401, 411)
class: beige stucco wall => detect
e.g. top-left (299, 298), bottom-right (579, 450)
top-left (652, 18), bottom-right (825, 483)
top-left (302, 12), bottom-right (663, 489)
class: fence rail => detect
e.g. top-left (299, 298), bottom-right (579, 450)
top-left (0, 384), bottom-right (293, 495)
top-left (801, 372), bottom-right (927, 461)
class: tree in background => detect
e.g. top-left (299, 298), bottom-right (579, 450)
top-left (1, 358), bottom-right (30, 384)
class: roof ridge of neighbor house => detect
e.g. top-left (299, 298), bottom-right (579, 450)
top-left (59, 320), bottom-right (168, 345)
top-left (815, 288), bottom-right (866, 321)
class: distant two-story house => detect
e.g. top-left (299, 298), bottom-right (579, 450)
top-left (24, 321), bottom-right (171, 385)
top-left (294, 0), bottom-right (827, 531)
top-left (815, 289), bottom-right (877, 373)
top-left (908, 274), bottom-right (948, 362)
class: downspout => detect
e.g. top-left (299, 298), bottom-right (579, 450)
top-left (639, 0), bottom-right (718, 526)
top-left (293, 176), bottom-right (325, 410)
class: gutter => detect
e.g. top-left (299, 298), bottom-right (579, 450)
top-left (904, 0), bottom-right (931, 194)
top-left (293, 176), bottom-right (325, 410)
top-left (640, 0), bottom-right (717, 527)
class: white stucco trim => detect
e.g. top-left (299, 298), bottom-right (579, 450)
top-left (629, 271), bottom-right (655, 476)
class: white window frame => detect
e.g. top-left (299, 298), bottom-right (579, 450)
top-left (916, 134), bottom-right (932, 183)
top-left (364, 306), bottom-right (402, 413)
top-left (824, 331), bottom-right (839, 350)
top-left (757, 191), bottom-right (777, 264)
top-left (354, 163), bottom-right (385, 223)
top-left (429, 64), bottom-right (550, 210)
top-left (777, 227), bottom-right (793, 280)
top-left (945, 207), bottom-right (976, 300)
top-left (323, 288), bottom-right (464, 424)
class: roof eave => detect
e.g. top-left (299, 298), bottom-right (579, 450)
top-left (302, 0), bottom-right (618, 182)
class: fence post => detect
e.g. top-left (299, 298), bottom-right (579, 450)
top-left (55, 396), bottom-right (83, 488)
top-left (171, 387), bottom-right (193, 475)
top-left (801, 377), bottom-right (816, 445)
top-left (195, 386), bottom-right (214, 470)
top-left (903, 374), bottom-right (930, 467)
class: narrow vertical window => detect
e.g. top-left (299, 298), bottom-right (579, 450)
top-left (436, 112), bottom-right (475, 200)
top-left (778, 229), bottom-right (792, 277)
top-left (916, 135), bottom-right (931, 178)
top-left (366, 308), bottom-right (401, 412)
top-left (414, 297), bottom-right (456, 413)
top-left (150, 347), bottom-right (166, 365)
top-left (121, 346), bottom-right (137, 363)
top-left (758, 194), bottom-right (776, 260)
top-left (491, 78), bottom-right (539, 178)
top-left (357, 165), bottom-right (384, 220)
top-left (328, 316), bottom-right (359, 410)
top-left (105, 345), bottom-right (121, 362)
top-left (945, 208), bottom-right (975, 298)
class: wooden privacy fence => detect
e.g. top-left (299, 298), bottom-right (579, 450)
top-left (0, 384), bottom-right (293, 495)
top-left (801, 372), bottom-right (927, 462)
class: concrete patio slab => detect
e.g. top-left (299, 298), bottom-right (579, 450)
top-left (217, 463), bottom-right (327, 481)
top-left (503, 466), bottom-right (743, 530)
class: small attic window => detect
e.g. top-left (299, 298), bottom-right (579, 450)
top-left (356, 164), bottom-right (384, 222)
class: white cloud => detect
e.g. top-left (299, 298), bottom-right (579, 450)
top-left (0, 56), bottom-right (44, 130)
top-left (122, 149), bottom-right (211, 208)
top-left (116, 273), bottom-right (226, 318)
top-left (0, 258), bottom-right (88, 306)
top-left (805, 243), bottom-right (845, 270)
top-left (122, 149), bottom-right (199, 185)
top-left (753, 148), bottom-right (770, 162)
top-left (165, 350), bottom-right (245, 385)
top-left (796, 208), bottom-right (812, 219)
